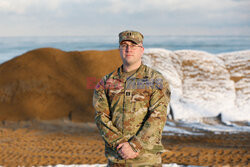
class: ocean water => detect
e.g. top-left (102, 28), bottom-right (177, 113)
top-left (0, 35), bottom-right (250, 64)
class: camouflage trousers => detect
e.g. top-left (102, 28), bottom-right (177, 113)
top-left (107, 152), bottom-right (162, 167)
top-left (107, 160), bottom-right (162, 167)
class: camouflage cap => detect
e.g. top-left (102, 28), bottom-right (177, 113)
top-left (119, 30), bottom-right (144, 44)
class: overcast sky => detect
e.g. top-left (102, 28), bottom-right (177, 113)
top-left (0, 0), bottom-right (249, 36)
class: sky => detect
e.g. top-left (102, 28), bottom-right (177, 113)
top-left (0, 0), bottom-right (249, 36)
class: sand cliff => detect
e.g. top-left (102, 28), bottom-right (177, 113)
top-left (0, 48), bottom-right (122, 122)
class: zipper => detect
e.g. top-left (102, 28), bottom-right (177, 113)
top-left (122, 80), bottom-right (126, 134)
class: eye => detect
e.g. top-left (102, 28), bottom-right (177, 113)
top-left (120, 44), bottom-right (127, 47)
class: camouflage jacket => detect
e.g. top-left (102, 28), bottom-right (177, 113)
top-left (93, 63), bottom-right (171, 164)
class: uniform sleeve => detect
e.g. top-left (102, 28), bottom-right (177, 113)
top-left (93, 78), bottom-right (129, 150)
top-left (128, 77), bottom-right (171, 152)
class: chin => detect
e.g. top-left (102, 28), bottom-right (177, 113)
top-left (126, 60), bottom-right (138, 65)
top-left (123, 58), bottom-right (140, 65)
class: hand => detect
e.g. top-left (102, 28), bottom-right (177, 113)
top-left (117, 142), bottom-right (139, 160)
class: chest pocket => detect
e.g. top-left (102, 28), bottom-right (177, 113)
top-left (130, 90), bottom-right (151, 119)
top-left (107, 78), bottom-right (124, 103)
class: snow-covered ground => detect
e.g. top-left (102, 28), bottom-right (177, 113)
top-left (163, 119), bottom-right (250, 136)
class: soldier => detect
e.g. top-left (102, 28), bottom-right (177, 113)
top-left (93, 30), bottom-right (171, 166)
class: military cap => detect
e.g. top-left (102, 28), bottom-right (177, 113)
top-left (119, 30), bottom-right (144, 44)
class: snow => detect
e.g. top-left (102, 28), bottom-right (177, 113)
top-left (142, 49), bottom-right (250, 123)
top-left (164, 120), bottom-right (250, 134)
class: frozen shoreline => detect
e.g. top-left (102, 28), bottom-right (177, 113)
top-left (163, 119), bottom-right (250, 135)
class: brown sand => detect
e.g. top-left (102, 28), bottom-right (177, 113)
top-left (0, 120), bottom-right (249, 167)
top-left (0, 48), bottom-right (122, 122)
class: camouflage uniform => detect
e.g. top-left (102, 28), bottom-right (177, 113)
top-left (93, 63), bottom-right (171, 166)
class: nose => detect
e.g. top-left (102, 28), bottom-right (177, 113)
top-left (126, 47), bottom-right (131, 51)
top-left (125, 46), bottom-right (132, 51)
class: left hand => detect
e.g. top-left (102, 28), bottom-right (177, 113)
top-left (117, 142), bottom-right (139, 160)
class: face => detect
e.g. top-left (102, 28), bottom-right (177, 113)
top-left (119, 40), bottom-right (144, 66)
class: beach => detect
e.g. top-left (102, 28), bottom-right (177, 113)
top-left (1, 0), bottom-right (250, 165)
top-left (0, 47), bottom-right (249, 166)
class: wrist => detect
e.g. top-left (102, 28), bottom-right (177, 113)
top-left (128, 141), bottom-right (139, 153)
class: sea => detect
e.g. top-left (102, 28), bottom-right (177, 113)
top-left (0, 35), bottom-right (250, 64)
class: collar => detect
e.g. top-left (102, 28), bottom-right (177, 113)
top-left (112, 63), bottom-right (149, 80)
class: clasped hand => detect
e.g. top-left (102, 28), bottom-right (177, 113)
top-left (117, 142), bottom-right (139, 160)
